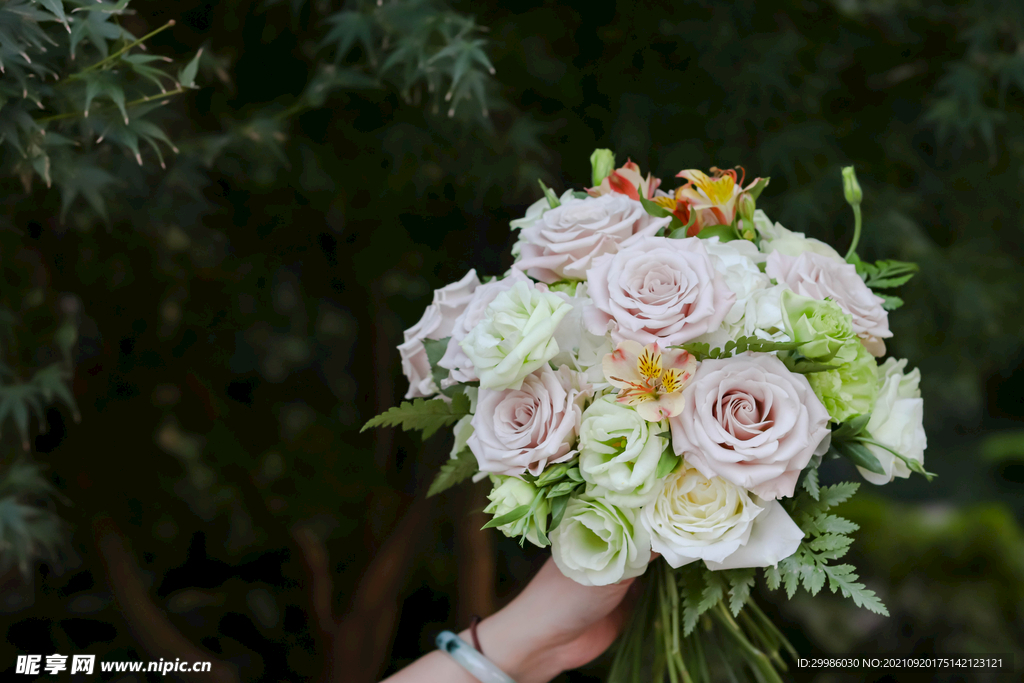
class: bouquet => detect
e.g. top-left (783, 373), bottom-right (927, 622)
top-left (364, 151), bottom-right (930, 682)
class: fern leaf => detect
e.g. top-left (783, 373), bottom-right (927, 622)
top-left (426, 448), bottom-right (477, 498)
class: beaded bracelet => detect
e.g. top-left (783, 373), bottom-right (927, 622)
top-left (435, 630), bottom-right (517, 683)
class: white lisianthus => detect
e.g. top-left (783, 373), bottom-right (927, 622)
top-left (547, 283), bottom-right (616, 391)
top-left (484, 475), bottom-right (550, 547)
top-left (860, 358), bottom-right (927, 485)
top-left (754, 210), bottom-right (844, 262)
top-left (578, 396), bottom-right (667, 507)
top-left (640, 465), bottom-right (804, 570)
top-left (550, 495), bottom-right (651, 586)
top-left (459, 281), bottom-right (573, 391)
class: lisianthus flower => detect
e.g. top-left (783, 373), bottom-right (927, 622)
top-left (602, 340), bottom-right (696, 421)
top-left (587, 159), bottom-right (660, 201)
top-left (675, 167), bottom-right (763, 236)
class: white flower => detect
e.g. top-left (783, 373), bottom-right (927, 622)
top-left (742, 284), bottom-right (791, 342)
top-left (578, 396), bottom-right (667, 507)
top-left (703, 237), bottom-right (771, 329)
top-left (438, 270), bottom-right (531, 385)
top-left (754, 210), bottom-right (844, 262)
top-left (550, 495), bottom-right (652, 586)
top-left (860, 358), bottom-right (927, 485)
top-left (640, 465), bottom-right (804, 570)
top-left (468, 365), bottom-right (591, 476)
top-left (397, 270), bottom-right (480, 398)
top-left (459, 281), bottom-right (573, 390)
top-left (484, 475), bottom-right (550, 547)
top-left (546, 283), bottom-right (615, 391)
top-left (512, 193), bottom-right (670, 283)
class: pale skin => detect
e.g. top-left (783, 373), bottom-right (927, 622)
top-left (380, 556), bottom-right (654, 683)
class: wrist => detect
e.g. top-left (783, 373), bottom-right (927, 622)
top-left (458, 609), bottom-right (565, 683)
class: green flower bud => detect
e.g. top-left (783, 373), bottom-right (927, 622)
top-left (484, 475), bottom-right (550, 547)
top-left (781, 290), bottom-right (858, 362)
top-left (806, 342), bottom-right (879, 423)
top-left (737, 192), bottom-right (756, 222)
top-left (842, 166), bottom-right (862, 205)
top-left (590, 149), bottom-right (616, 187)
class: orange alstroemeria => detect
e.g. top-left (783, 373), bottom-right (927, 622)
top-left (602, 340), bottom-right (697, 422)
top-left (588, 159), bottom-right (661, 201)
top-left (675, 167), bottom-right (762, 236)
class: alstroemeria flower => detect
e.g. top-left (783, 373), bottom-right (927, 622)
top-left (675, 167), bottom-right (763, 236)
top-left (588, 160), bottom-right (661, 201)
top-left (602, 340), bottom-right (696, 421)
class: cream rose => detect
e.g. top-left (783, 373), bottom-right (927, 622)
top-left (459, 280), bottom-right (573, 390)
top-left (513, 194), bottom-right (671, 283)
top-left (754, 210), bottom-right (844, 262)
top-left (860, 358), bottom-right (927, 485)
top-left (437, 269), bottom-right (530, 385)
top-left (583, 236), bottom-right (735, 347)
top-left (550, 495), bottom-right (652, 586)
top-left (670, 353), bottom-right (831, 500)
top-left (766, 250), bottom-right (891, 343)
top-left (578, 396), bottom-right (667, 507)
top-left (398, 270), bottom-right (481, 398)
top-left (468, 365), bottom-right (592, 476)
top-left (640, 465), bottom-right (804, 570)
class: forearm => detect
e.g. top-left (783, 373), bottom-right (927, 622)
top-left (379, 608), bottom-right (566, 683)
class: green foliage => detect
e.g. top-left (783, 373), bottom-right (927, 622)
top-left (674, 335), bottom-right (798, 362)
top-left (0, 460), bottom-right (64, 576)
top-left (360, 392), bottom-right (469, 439)
top-left (426, 447), bottom-right (477, 497)
top-left (772, 482), bottom-right (889, 616)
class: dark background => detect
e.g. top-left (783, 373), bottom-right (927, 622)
top-left (1, 0), bottom-right (1023, 681)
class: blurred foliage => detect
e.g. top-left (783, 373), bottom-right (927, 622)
top-left (0, 0), bottom-right (1021, 681)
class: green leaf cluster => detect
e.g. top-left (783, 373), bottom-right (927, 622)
top-left (673, 335), bottom-right (798, 362)
top-left (767, 483), bottom-right (889, 616)
top-left (0, 460), bottom-right (65, 577)
top-left (849, 255), bottom-right (919, 310)
top-left (360, 392), bottom-right (470, 440)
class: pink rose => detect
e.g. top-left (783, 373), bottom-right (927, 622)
top-left (513, 194), bottom-right (671, 283)
top-left (468, 365), bottom-right (593, 476)
top-left (669, 353), bottom-right (830, 500)
top-left (437, 269), bottom-right (530, 385)
top-left (766, 251), bottom-right (891, 343)
top-left (583, 236), bottom-right (735, 347)
top-left (398, 269), bottom-right (480, 398)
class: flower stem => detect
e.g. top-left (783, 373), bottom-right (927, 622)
top-left (845, 203), bottom-right (862, 262)
top-left (36, 87), bottom-right (186, 125)
top-left (70, 20), bottom-right (177, 80)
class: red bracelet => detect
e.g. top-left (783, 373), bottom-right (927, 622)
top-left (469, 615), bottom-right (483, 655)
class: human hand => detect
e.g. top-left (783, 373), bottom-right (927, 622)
top-left (461, 554), bottom-right (657, 683)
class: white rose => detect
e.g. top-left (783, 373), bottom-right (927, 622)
top-left (754, 210), bottom-right (844, 262)
top-left (703, 237), bottom-right (771, 327)
top-left (459, 281), bottom-right (573, 390)
top-left (578, 396), bottom-right (667, 507)
top-left (550, 495), bottom-right (652, 586)
top-left (513, 194), bottom-right (671, 283)
top-left (742, 284), bottom-right (791, 342)
top-left (437, 270), bottom-right (531, 385)
top-left (546, 283), bottom-right (616, 391)
top-left (641, 465), bottom-right (804, 570)
top-left (860, 358), bottom-right (927, 485)
top-left (397, 270), bottom-right (481, 398)
top-left (468, 365), bottom-right (592, 476)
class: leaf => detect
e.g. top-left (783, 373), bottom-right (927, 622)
top-left (801, 465), bottom-right (820, 500)
top-left (426, 448), bottom-right (476, 498)
top-left (808, 533), bottom-right (854, 559)
top-left (548, 493), bottom-right (571, 531)
top-left (878, 293), bottom-right (904, 310)
top-left (481, 504), bottom-right (530, 529)
top-left (778, 555), bottom-right (801, 598)
top-left (816, 482), bottom-right (859, 510)
top-left (537, 178), bottom-right (560, 208)
top-left (746, 176), bottom-right (770, 201)
top-left (831, 414), bottom-right (871, 440)
top-left (38, 0), bottom-right (70, 32)
top-left (808, 513), bottom-right (859, 536)
top-left (763, 564), bottom-right (781, 591)
top-left (823, 564), bottom-right (889, 616)
top-left (360, 394), bottom-right (469, 439)
top-left (655, 446), bottom-right (680, 479)
top-left (695, 224), bottom-right (740, 242)
top-left (725, 568), bottom-right (755, 617)
top-left (543, 480), bottom-right (579, 498)
top-left (835, 440), bottom-right (886, 475)
top-left (571, 191), bottom-right (590, 199)
top-left (422, 336), bottom-right (452, 394)
top-left (178, 48), bottom-right (203, 89)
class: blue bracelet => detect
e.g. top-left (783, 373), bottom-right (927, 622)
top-left (435, 630), bottom-right (517, 683)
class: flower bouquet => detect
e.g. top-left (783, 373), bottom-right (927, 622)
top-left (364, 151), bottom-right (930, 682)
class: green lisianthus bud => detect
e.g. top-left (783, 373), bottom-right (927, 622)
top-left (484, 475), bottom-right (550, 547)
top-left (806, 342), bottom-right (879, 423)
top-left (781, 290), bottom-right (858, 362)
top-left (842, 166), bottom-right (862, 205)
top-left (590, 149), bottom-right (616, 187)
top-left (737, 192), bottom-right (756, 222)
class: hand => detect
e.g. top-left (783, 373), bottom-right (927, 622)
top-left (463, 555), bottom-right (655, 683)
